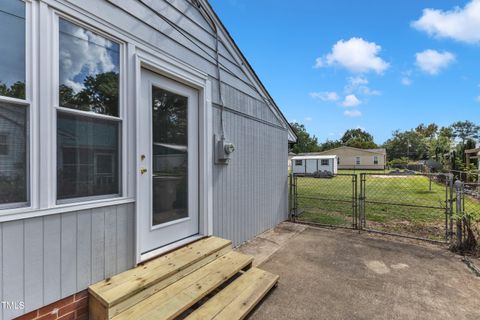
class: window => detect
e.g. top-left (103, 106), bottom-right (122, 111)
top-left (356, 157), bottom-right (361, 165)
top-left (0, 0), bottom-right (28, 207)
top-left (57, 19), bottom-right (121, 201)
top-left (0, 0), bottom-right (26, 100)
top-left (0, 104), bottom-right (27, 205)
top-left (374, 156), bottom-right (379, 165)
top-left (321, 159), bottom-right (329, 166)
top-left (295, 160), bottom-right (303, 166)
top-left (337, 157), bottom-right (340, 165)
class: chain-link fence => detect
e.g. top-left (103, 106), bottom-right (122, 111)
top-left (291, 174), bottom-right (357, 228)
top-left (289, 171), bottom-right (480, 244)
top-left (360, 173), bottom-right (452, 241)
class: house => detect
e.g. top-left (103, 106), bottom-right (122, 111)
top-left (0, 0), bottom-right (296, 318)
top-left (291, 155), bottom-right (338, 175)
top-left (299, 146), bottom-right (387, 170)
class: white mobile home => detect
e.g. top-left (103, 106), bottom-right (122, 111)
top-left (291, 155), bottom-right (338, 175)
top-left (0, 0), bottom-right (296, 318)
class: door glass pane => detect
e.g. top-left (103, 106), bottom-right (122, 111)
top-left (57, 112), bottom-right (119, 200)
top-left (59, 18), bottom-right (120, 116)
top-left (0, 0), bottom-right (25, 99)
top-left (152, 86), bottom-right (188, 226)
top-left (0, 103), bottom-right (27, 204)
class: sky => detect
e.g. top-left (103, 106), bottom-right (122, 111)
top-left (209, 0), bottom-right (480, 144)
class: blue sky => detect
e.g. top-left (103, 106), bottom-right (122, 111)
top-left (210, 0), bottom-right (480, 144)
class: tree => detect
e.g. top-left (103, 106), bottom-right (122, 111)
top-left (340, 128), bottom-right (377, 149)
top-left (451, 121), bottom-right (479, 163)
top-left (451, 121), bottom-right (479, 146)
top-left (290, 122), bottom-right (320, 154)
top-left (319, 139), bottom-right (342, 151)
top-left (429, 126), bottom-right (453, 162)
top-left (383, 130), bottom-right (429, 161)
top-left (415, 123), bottom-right (438, 139)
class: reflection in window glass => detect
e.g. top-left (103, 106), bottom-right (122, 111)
top-left (0, 103), bottom-right (27, 204)
top-left (57, 113), bottom-right (119, 200)
top-left (0, 0), bottom-right (26, 99)
top-left (152, 87), bottom-right (189, 225)
top-left (59, 18), bottom-right (120, 116)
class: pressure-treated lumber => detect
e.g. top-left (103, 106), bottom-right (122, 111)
top-left (112, 251), bottom-right (254, 320)
top-left (185, 267), bottom-right (279, 320)
top-left (88, 236), bottom-right (232, 319)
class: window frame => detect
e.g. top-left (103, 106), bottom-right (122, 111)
top-left (52, 13), bottom-right (126, 204)
top-left (0, 0), bottom-right (35, 211)
top-left (0, 4), bottom-right (135, 219)
top-left (374, 155), bottom-right (379, 165)
top-left (320, 159), bottom-right (329, 166)
top-left (356, 157), bottom-right (361, 165)
top-left (295, 159), bottom-right (303, 166)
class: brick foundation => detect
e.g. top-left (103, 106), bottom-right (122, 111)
top-left (15, 290), bottom-right (88, 320)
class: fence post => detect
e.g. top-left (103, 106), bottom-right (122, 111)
top-left (448, 173), bottom-right (454, 240)
top-left (455, 180), bottom-right (464, 243)
top-left (359, 173), bottom-right (364, 230)
top-left (289, 172), bottom-right (293, 220)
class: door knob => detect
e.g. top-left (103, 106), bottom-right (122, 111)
top-left (140, 168), bottom-right (148, 175)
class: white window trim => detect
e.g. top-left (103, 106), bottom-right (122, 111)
top-left (134, 48), bottom-right (213, 263)
top-left (52, 13), bottom-right (126, 204)
top-left (0, 2), bottom-right (133, 221)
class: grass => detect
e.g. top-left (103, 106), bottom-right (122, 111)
top-left (294, 171), bottom-right (480, 240)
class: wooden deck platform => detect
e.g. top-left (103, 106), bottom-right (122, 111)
top-left (88, 236), bottom-right (278, 320)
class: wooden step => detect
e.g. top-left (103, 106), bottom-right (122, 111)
top-left (112, 251), bottom-right (254, 320)
top-left (185, 267), bottom-right (279, 320)
top-left (89, 236), bottom-right (232, 319)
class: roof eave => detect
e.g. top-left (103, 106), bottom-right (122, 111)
top-left (200, 0), bottom-right (297, 143)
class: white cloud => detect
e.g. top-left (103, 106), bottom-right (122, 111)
top-left (412, 0), bottom-right (480, 44)
top-left (341, 94), bottom-right (361, 107)
top-left (344, 110), bottom-right (362, 117)
top-left (344, 76), bottom-right (368, 93)
top-left (304, 117), bottom-right (313, 122)
top-left (415, 49), bottom-right (455, 75)
top-left (314, 37), bottom-right (390, 74)
top-left (401, 77), bottom-right (413, 86)
top-left (310, 91), bottom-right (339, 102)
top-left (344, 76), bottom-right (381, 96)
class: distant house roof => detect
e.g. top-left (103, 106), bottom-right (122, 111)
top-left (299, 146), bottom-right (386, 156)
top-left (292, 155), bottom-right (337, 160)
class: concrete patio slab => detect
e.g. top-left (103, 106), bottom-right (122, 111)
top-left (242, 225), bottom-right (480, 320)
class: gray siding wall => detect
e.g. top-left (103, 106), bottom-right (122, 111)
top-left (212, 106), bottom-right (289, 246)
top-left (0, 203), bottom-right (135, 319)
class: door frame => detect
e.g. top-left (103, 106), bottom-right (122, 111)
top-left (134, 48), bottom-right (213, 263)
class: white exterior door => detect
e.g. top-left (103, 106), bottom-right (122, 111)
top-left (138, 68), bottom-right (199, 254)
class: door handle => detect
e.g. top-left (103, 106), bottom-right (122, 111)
top-left (140, 168), bottom-right (148, 175)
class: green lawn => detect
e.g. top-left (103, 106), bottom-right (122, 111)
top-left (294, 172), bottom-right (480, 240)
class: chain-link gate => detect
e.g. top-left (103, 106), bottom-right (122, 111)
top-left (290, 173), bottom-right (357, 229)
top-left (359, 173), bottom-right (453, 242)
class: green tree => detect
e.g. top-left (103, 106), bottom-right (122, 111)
top-left (383, 130), bottom-right (429, 161)
top-left (290, 122), bottom-right (320, 154)
top-left (451, 121), bottom-right (479, 163)
top-left (319, 139), bottom-right (342, 151)
top-left (340, 128), bottom-right (377, 149)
